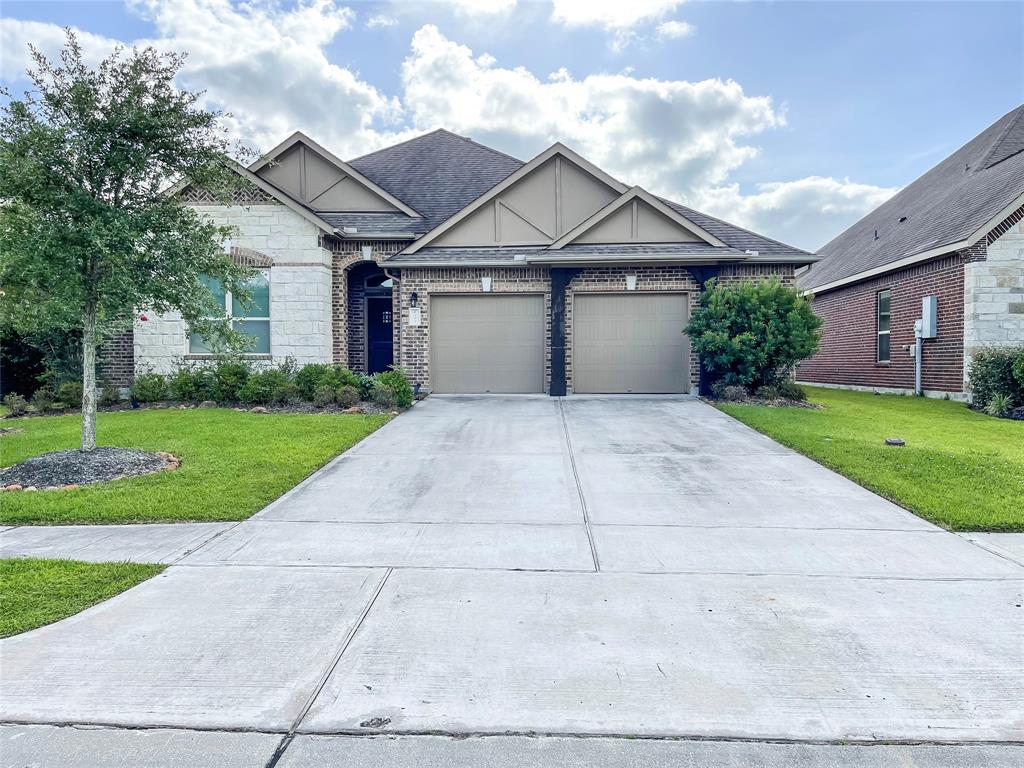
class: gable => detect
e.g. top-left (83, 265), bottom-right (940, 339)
top-left (432, 154), bottom-right (620, 247)
top-left (256, 143), bottom-right (400, 213)
top-left (575, 199), bottom-right (704, 245)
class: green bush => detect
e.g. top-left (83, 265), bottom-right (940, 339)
top-left (755, 379), bottom-right (807, 402)
top-left (336, 384), bottom-right (360, 408)
top-left (238, 367), bottom-right (298, 405)
top-left (56, 380), bottom-right (83, 407)
top-left (371, 368), bottom-right (413, 409)
top-left (212, 360), bottom-right (251, 402)
top-left (30, 386), bottom-right (57, 411)
top-left (685, 278), bottom-right (823, 390)
top-left (355, 373), bottom-right (375, 400)
top-left (168, 366), bottom-right (216, 402)
top-left (99, 386), bottom-right (121, 406)
top-left (131, 373), bottom-right (168, 403)
top-left (968, 346), bottom-right (1023, 409)
top-left (3, 393), bottom-right (28, 416)
top-left (312, 383), bottom-right (336, 407)
top-left (295, 364), bottom-right (360, 401)
top-left (1013, 350), bottom-right (1024, 391)
top-left (711, 382), bottom-right (748, 402)
top-left (985, 392), bottom-right (1013, 418)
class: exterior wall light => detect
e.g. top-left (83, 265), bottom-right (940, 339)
top-left (409, 291), bottom-right (419, 308)
top-left (625, 275), bottom-right (638, 291)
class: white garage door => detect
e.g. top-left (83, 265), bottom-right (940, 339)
top-left (430, 295), bottom-right (545, 393)
top-left (573, 293), bottom-right (690, 394)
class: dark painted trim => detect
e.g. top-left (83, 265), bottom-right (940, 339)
top-left (549, 267), bottom-right (581, 396)
top-left (687, 266), bottom-right (720, 397)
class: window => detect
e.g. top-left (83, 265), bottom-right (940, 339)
top-left (189, 272), bottom-right (270, 354)
top-left (876, 289), bottom-right (891, 363)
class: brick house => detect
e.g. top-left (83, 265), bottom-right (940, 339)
top-left (798, 106), bottom-right (1024, 400)
top-left (123, 130), bottom-right (815, 396)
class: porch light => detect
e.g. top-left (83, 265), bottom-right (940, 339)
top-left (409, 291), bottom-right (419, 308)
top-left (625, 275), bottom-right (637, 291)
top-left (481, 276), bottom-right (493, 292)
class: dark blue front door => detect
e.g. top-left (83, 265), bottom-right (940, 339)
top-left (367, 296), bottom-right (393, 374)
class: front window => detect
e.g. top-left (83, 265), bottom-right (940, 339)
top-left (189, 272), bottom-right (270, 354)
top-left (876, 289), bottom-right (891, 363)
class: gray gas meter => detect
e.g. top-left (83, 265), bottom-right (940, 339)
top-left (920, 296), bottom-right (937, 339)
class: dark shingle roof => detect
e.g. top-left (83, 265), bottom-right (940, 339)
top-left (386, 243), bottom-right (754, 266)
top-left (347, 129), bottom-right (524, 230)
top-left (801, 105), bottom-right (1024, 291)
top-left (318, 212), bottom-right (430, 235)
top-left (661, 199), bottom-right (813, 258)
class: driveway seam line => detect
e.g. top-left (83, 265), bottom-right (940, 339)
top-left (955, 534), bottom-right (1024, 569)
top-left (264, 567), bottom-right (394, 768)
top-left (557, 398), bottom-right (600, 572)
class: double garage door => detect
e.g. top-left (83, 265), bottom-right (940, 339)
top-left (429, 293), bottom-right (689, 394)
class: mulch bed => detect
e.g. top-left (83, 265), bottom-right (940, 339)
top-left (0, 447), bottom-right (179, 491)
top-left (710, 396), bottom-right (822, 409)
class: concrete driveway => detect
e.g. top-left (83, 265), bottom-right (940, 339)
top-left (2, 396), bottom-right (1022, 764)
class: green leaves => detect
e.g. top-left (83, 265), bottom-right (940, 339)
top-left (685, 278), bottom-right (823, 390)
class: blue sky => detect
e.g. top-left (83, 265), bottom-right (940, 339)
top-left (2, 1), bottom-right (1021, 249)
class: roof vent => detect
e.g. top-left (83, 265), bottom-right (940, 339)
top-left (343, 226), bottom-right (357, 234)
top-left (898, 216), bottom-right (907, 224)
top-left (873, 229), bottom-right (879, 240)
top-left (744, 249), bottom-right (759, 258)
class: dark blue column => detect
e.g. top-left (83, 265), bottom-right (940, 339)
top-left (549, 267), bottom-right (581, 396)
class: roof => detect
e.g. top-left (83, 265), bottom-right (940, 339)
top-left (347, 129), bottom-right (524, 231)
top-left (385, 243), bottom-right (752, 267)
top-left (801, 105), bottom-right (1024, 292)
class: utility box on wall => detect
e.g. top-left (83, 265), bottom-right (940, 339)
top-left (921, 296), bottom-right (937, 338)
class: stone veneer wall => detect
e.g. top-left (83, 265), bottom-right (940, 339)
top-left (133, 202), bottom-right (333, 375)
top-left (395, 267), bottom-right (552, 392)
top-left (964, 206), bottom-right (1024, 387)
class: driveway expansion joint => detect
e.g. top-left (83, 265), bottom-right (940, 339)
top-left (557, 397), bottom-right (599, 572)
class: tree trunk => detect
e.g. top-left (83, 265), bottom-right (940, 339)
top-left (81, 305), bottom-right (98, 451)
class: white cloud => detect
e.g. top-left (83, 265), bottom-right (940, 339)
top-left (0, 19), bottom-right (121, 82)
top-left (656, 20), bottom-right (694, 40)
top-left (551, 0), bottom-right (682, 29)
top-left (695, 177), bottom-right (899, 250)
top-left (450, 0), bottom-right (517, 17)
top-left (366, 14), bottom-right (399, 30)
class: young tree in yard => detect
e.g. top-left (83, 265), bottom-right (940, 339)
top-left (0, 32), bottom-right (254, 450)
top-left (685, 278), bottom-right (823, 391)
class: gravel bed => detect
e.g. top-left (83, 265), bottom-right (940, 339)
top-left (0, 447), bottom-right (178, 490)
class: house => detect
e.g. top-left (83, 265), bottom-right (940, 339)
top-left (797, 106), bottom-right (1024, 399)
top-left (116, 130), bottom-right (815, 396)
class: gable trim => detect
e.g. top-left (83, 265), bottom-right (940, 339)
top-left (549, 187), bottom-right (726, 249)
top-left (250, 131), bottom-right (422, 218)
top-left (401, 143), bottom-right (629, 255)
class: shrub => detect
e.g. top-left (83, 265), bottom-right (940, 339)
top-left (99, 386), bottom-right (121, 406)
top-left (131, 373), bottom-right (168, 403)
top-left (238, 367), bottom-right (298, 405)
top-left (3, 393), bottom-right (28, 416)
top-left (711, 382), bottom-right (748, 402)
top-left (686, 278), bottom-right (823, 390)
top-left (371, 368), bottom-right (413, 409)
top-left (30, 386), bottom-right (57, 411)
top-left (355, 373), bottom-right (375, 400)
top-left (56, 380), bottom-right (84, 407)
top-left (213, 360), bottom-right (251, 402)
top-left (295, 363), bottom-right (361, 401)
top-left (168, 365), bottom-right (216, 402)
top-left (968, 346), bottom-right (1024, 409)
top-left (1014, 350), bottom-right (1024, 391)
top-left (755, 379), bottom-right (807, 402)
top-left (336, 384), bottom-right (360, 408)
top-left (313, 383), bottom-right (337, 407)
top-left (985, 392), bottom-right (1013, 418)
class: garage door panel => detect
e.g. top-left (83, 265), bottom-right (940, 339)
top-left (573, 294), bottom-right (689, 394)
top-left (431, 295), bottom-right (545, 394)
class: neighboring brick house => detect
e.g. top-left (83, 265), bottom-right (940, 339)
top-left (127, 130), bottom-right (815, 395)
top-left (798, 106), bottom-right (1024, 400)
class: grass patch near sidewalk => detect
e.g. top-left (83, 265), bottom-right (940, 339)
top-left (1, 408), bottom-right (389, 525)
top-left (718, 386), bottom-right (1024, 531)
top-left (0, 558), bottom-right (164, 638)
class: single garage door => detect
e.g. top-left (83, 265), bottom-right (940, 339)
top-left (573, 293), bottom-right (690, 394)
top-left (431, 294), bottom-right (545, 393)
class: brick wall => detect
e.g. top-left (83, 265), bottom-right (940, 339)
top-left (98, 331), bottom-right (134, 388)
top-left (798, 254), bottom-right (965, 393)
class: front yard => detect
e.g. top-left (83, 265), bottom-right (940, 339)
top-left (0, 408), bottom-right (389, 525)
top-left (719, 387), bottom-right (1023, 531)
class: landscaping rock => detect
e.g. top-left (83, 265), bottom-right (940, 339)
top-left (198, 400), bottom-right (217, 408)
top-left (885, 437), bottom-right (906, 446)
top-left (342, 406), bottom-right (362, 414)
top-left (250, 406), bottom-right (268, 414)
top-left (0, 447), bottom-right (178, 490)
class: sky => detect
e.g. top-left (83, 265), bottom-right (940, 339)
top-left (1, 0), bottom-right (1021, 251)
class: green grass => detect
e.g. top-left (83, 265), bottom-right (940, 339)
top-left (0, 558), bottom-right (164, 637)
top-left (0, 408), bottom-right (389, 525)
top-left (718, 387), bottom-right (1024, 531)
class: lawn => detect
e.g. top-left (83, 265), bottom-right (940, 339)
top-left (0, 558), bottom-right (164, 637)
top-left (0, 408), bottom-right (389, 525)
top-left (719, 387), bottom-right (1023, 531)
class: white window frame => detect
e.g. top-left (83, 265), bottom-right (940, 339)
top-left (187, 270), bottom-right (271, 356)
top-left (876, 288), bottom-right (891, 363)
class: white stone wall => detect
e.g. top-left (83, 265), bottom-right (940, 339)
top-left (964, 219), bottom-right (1024, 388)
top-left (134, 202), bottom-right (333, 375)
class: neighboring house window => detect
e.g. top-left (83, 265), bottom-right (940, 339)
top-left (189, 272), bottom-right (271, 354)
top-left (876, 289), bottom-right (891, 363)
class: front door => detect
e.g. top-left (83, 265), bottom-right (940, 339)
top-left (367, 296), bottom-right (394, 374)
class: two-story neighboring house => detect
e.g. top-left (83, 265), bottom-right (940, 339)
top-left (798, 106), bottom-right (1024, 399)
top-left (116, 129), bottom-right (816, 396)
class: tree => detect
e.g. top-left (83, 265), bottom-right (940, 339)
top-left (0, 31), bottom-right (254, 450)
top-left (685, 278), bottom-right (823, 390)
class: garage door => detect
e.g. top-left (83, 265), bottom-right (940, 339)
top-left (573, 293), bottom-right (690, 394)
top-left (431, 295), bottom-right (545, 393)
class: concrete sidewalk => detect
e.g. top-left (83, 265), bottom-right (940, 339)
top-left (0, 522), bottom-right (233, 563)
